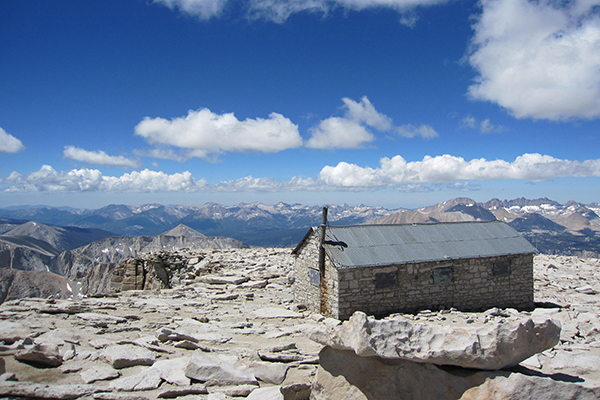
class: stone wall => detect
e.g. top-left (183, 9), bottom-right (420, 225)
top-left (337, 253), bottom-right (534, 319)
top-left (293, 231), bottom-right (339, 318)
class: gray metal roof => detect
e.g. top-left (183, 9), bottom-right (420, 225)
top-left (310, 221), bottom-right (535, 269)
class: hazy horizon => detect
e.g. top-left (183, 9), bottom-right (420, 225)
top-left (1, 194), bottom-right (598, 213)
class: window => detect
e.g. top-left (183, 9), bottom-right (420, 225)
top-left (433, 266), bottom-right (453, 284)
top-left (374, 271), bottom-right (397, 289)
top-left (493, 260), bottom-right (510, 276)
top-left (309, 268), bottom-right (320, 286)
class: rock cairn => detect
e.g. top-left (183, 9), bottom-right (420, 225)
top-left (110, 251), bottom-right (192, 292)
top-left (0, 251), bottom-right (598, 399)
top-left (107, 248), bottom-right (245, 293)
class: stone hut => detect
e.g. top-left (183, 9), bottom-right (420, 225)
top-left (292, 219), bottom-right (536, 320)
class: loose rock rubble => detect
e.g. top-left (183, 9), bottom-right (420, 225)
top-left (0, 248), bottom-right (321, 400)
top-left (0, 250), bottom-right (598, 399)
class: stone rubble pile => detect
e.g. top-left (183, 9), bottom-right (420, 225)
top-left (109, 249), bottom-right (221, 292)
top-left (0, 250), bottom-right (598, 399)
top-left (107, 247), bottom-right (292, 294)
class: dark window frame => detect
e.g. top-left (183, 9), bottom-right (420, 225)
top-left (374, 271), bottom-right (397, 289)
top-left (433, 266), bottom-right (453, 284)
top-left (309, 268), bottom-right (320, 286)
top-left (493, 260), bottom-right (511, 276)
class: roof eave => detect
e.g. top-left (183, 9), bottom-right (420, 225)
top-left (326, 250), bottom-right (536, 269)
top-left (291, 227), bottom-right (317, 255)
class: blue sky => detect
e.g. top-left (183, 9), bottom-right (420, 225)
top-left (0, 0), bottom-right (599, 210)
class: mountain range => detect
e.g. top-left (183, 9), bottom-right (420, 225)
top-left (2, 198), bottom-right (599, 242)
top-left (0, 197), bottom-right (599, 267)
top-left (0, 203), bottom-right (393, 247)
top-left (0, 197), bottom-right (598, 302)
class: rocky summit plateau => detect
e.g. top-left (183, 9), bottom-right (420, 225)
top-left (0, 197), bottom-right (599, 399)
top-left (0, 249), bottom-right (599, 399)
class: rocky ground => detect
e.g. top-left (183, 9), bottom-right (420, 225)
top-left (0, 249), bottom-right (598, 399)
top-left (528, 254), bottom-right (600, 385)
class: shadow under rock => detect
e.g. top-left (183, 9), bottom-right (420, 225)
top-left (534, 301), bottom-right (566, 309)
top-left (507, 365), bottom-right (585, 383)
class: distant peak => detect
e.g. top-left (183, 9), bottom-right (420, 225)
top-left (22, 220), bottom-right (49, 229)
top-left (449, 197), bottom-right (477, 205)
top-left (161, 224), bottom-right (206, 238)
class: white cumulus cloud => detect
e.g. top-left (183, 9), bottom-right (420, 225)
top-left (459, 115), bottom-right (507, 133)
top-left (63, 146), bottom-right (141, 168)
top-left (3, 166), bottom-right (208, 193)
top-left (468, 0), bottom-right (600, 120)
top-left (3, 154), bottom-right (600, 194)
top-left (133, 148), bottom-right (190, 163)
top-left (134, 108), bottom-right (302, 160)
top-left (103, 169), bottom-right (206, 192)
top-left (307, 96), bottom-right (402, 149)
top-left (0, 127), bottom-right (25, 154)
top-left (307, 118), bottom-right (375, 149)
top-left (154, 0), bottom-right (451, 23)
top-left (319, 153), bottom-right (600, 187)
top-left (4, 166), bottom-right (105, 192)
top-left (153, 0), bottom-right (228, 19)
top-left (248, 0), bottom-right (450, 22)
top-left (397, 124), bottom-right (438, 139)
top-left (342, 96), bottom-right (394, 131)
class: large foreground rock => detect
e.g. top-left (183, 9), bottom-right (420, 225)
top-left (312, 346), bottom-right (600, 400)
top-left (310, 311), bottom-right (561, 370)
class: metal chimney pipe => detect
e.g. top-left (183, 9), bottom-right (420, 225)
top-left (319, 206), bottom-right (328, 249)
top-left (318, 206), bottom-right (328, 266)
top-left (318, 206), bottom-right (328, 313)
